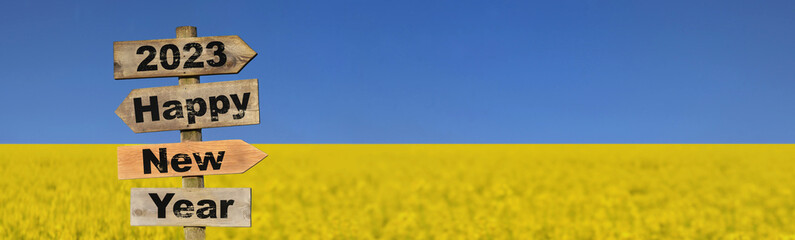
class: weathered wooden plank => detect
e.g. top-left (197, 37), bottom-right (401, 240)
top-left (114, 35), bottom-right (257, 79)
top-left (118, 140), bottom-right (267, 179)
top-left (115, 79), bottom-right (260, 133)
top-left (174, 26), bottom-right (206, 240)
top-left (131, 188), bottom-right (251, 227)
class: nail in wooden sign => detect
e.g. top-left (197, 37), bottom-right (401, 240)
top-left (131, 188), bottom-right (251, 227)
top-left (115, 79), bottom-right (259, 133)
top-left (114, 36), bottom-right (257, 80)
top-left (118, 140), bottom-right (267, 180)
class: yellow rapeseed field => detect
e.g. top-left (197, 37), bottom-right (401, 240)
top-left (1, 144), bottom-right (795, 239)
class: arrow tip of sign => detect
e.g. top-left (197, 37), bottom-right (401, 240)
top-left (233, 52), bottom-right (257, 74)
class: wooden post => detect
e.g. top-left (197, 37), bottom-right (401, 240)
top-left (177, 26), bottom-right (205, 240)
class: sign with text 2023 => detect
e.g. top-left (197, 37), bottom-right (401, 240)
top-left (114, 35), bottom-right (257, 80)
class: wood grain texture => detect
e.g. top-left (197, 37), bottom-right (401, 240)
top-left (118, 140), bottom-right (267, 179)
top-left (131, 188), bottom-right (251, 227)
top-left (115, 79), bottom-right (260, 133)
top-left (114, 35), bottom-right (257, 79)
top-left (176, 25), bottom-right (206, 240)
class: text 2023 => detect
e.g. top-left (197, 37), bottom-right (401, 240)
top-left (136, 42), bottom-right (226, 71)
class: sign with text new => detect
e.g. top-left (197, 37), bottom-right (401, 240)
top-left (118, 140), bottom-right (267, 179)
top-left (115, 79), bottom-right (259, 133)
top-left (131, 188), bottom-right (251, 227)
top-left (114, 36), bottom-right (257, 79)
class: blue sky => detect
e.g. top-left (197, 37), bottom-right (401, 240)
top-left (0, 1), bottom-right (793, 143)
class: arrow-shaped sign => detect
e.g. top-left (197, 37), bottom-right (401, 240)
top-left (118, 140), bottom-right (267, 179)
top-left (114, 35), bottom-right (257, 80)
top-left (115, 79), bottom-right (259, 133)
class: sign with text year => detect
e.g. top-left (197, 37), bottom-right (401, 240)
top-left (131, 188), bottom-right (251, 227)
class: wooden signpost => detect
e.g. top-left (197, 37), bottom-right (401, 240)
top-left (114, 35), bottom-right (257, 80)
top-left (115, 26), bottom-right (262, 240)
top-left (131, 188), bottom-right (251, 227)
top-left (118, 140), bottom-right (267, 179)
top-left (115, 79), bottom-right (260, 133)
